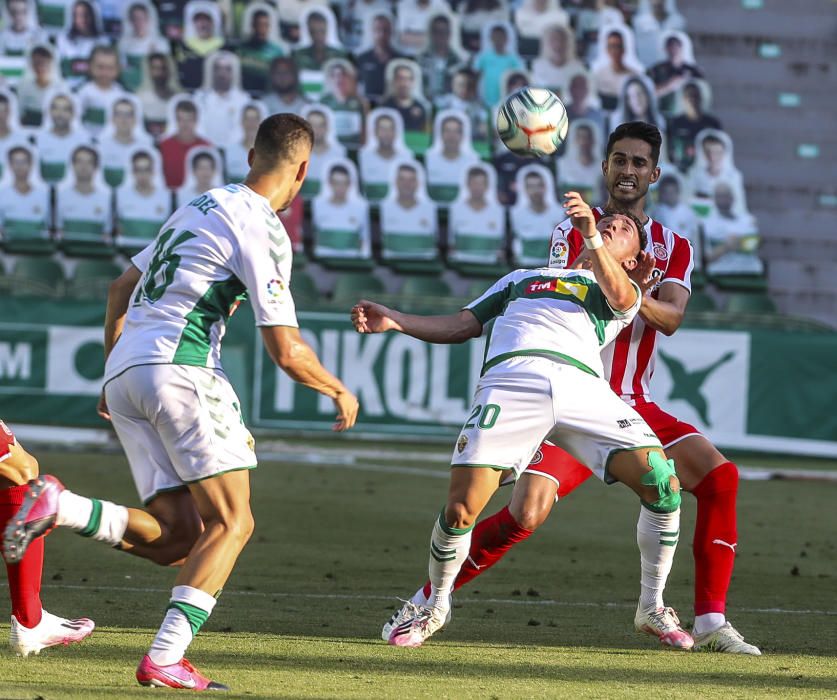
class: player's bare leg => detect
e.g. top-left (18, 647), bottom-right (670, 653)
top-left (138, 469), bottom-right (254, 690)
top-left (667, 435), bottom-right (760, 654)
top-left (0, 437), bottom-right (94, 656)
top-left (607, 447), bottom-right (693, 650)
top-left (388, 466), bottom-right (505, 648)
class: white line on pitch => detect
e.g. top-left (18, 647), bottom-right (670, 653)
top-left (42, 583), bottom-right (837, 617)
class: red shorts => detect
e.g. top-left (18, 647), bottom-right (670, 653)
top-left (0, 421), bottom-right (15, 462)
top-left (524, 401), bottom-right (701, 499)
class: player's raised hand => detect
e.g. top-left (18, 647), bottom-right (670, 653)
top-left (628, 250), bottom-right (657, 294)
top-left (563, 191), bottom-right (597, 239)
top-left (332, 389), bottom-right (359, 431)
top-left (351, 300), bottom-right (401, 334)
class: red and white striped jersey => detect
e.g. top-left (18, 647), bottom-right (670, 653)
top-left (547, 207), bottom-right (694, 403)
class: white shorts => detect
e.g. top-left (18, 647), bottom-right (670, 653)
top-left (105, 364), bottom-right (257, 504)
top-left (450, 356), bottom-right (662, 482)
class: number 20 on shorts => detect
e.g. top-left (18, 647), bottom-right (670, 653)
top-left (464, 404), bottom-right (501, 430)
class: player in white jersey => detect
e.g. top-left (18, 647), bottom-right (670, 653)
top-left (354, 192), bottom-right (691, 650)
top-left (385, 121), bottom-right (760, 655)
top-left (4, 114), bottom-right (360, 690)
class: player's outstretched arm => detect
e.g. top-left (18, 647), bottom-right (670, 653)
top-left (261, 326), bottom-right (359, 431)
top-left (351, 300), bottom-right (482, 344)
top-left (564, 191), bottom-right (637, 312)
top-left (99, 265), bottom-right (143, 419)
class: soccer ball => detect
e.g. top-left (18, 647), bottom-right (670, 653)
top-left (496, 87), bottom-right (569, 157)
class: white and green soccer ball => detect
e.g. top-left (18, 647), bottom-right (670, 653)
top-left (496, 87), bottom-right (569, 157)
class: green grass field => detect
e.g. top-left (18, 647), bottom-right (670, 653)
top-left (1, 445), bottom-right (836, 699)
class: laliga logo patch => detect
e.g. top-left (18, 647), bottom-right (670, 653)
top-left (529, 448), bottom-right (544, 466)
top-left (457, 435), bottom-right (469, 453)
top-left (266, 278), bottom-right (286, 300)
top-left (653, 242), bottom-right (669, 260)
top-left (550, 238), bottom-right (569, 267)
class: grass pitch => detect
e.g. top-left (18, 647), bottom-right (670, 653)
top-left (1, 445), bottom-right (836, 699)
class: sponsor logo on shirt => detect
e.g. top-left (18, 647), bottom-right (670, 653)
top-left (653, 242), bottom-right (669, 260)
top-left (526, 279), bottom-right (557, 294)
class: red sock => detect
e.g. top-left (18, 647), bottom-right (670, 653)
top-left (422, 506), bottom-right (534, 599)
top-left (1, 485), bottom-right (44, 628)
top-left (691, 462), bottom-right (739, 616)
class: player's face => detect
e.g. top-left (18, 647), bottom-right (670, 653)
top-left (193, 158), bottom-right (215, 186)
top-left (604, 137), bottom-right (660, 205)
top-left (569, 73), bottom-right (588, 103)
top-left (430, 18), bottom-right (450, 51)
top-left (704, 140), bottom-right (725, 170)
top-left (9, 151), bottom-right (31, 179)
top-left (308, 112), bottom-right (327, 144)
top-left (714, 182), bottom-right (734, 213)
top-left (308, 17), bottom-right (327, 46)
top-left (32, 52), bottom-right (52, 78)
top-left (212, 58), bottom-right (234, 92)
top-left (175, 108), bottom-right (197, 136)
top-left (129, 5), bottom-right (149, 35)
top-left (626, 82), bottom-right (649, 117)
top-left (253, 13), bottom-right (270, 40)
top-left (329, 171), bottom-right (350, 199)
top-left (73, 151), bottom-right (96, 181)
top-left (132, 156), bottom-right (153, 188)
top-left (9, 0), bottom-right (27, 30)
top-left (375, 117), bottom-right (395, 146)
top-left (242, 107), bottom-right (260, 134)
top-left (372, 17), bottom-right (391, 46)
top-left (113, 102), bottom-right (135, 133)
top-left (606, 32), bottom-right (624, 62)
top-left (393, 67), bottom-right (414, 99)
top-left (598, 214), bottom-right (640, 266)
top-left (396, 168), bottom-right (418, 198)
top-left (194, 14), bottom-right (213, 39)
top-left (524, 174), bottom-right (545, 204)
top-left (467, 172), bottom-right (487, 199)
top-left (149, 56), bottom-right (168, 83)
top-left (547, 27), bottom-right (567, 60)
top-left (50, 96), bottom-right (73, 129)
top-left (490, 27), bottom-right (507, 52)
top-left (441, 118), bottom-right (462, 150)
top-left (659, 180), bottom-right (680, 207)
top-left (91, 54), bottom-right (119, 85)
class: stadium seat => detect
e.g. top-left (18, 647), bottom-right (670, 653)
top-left (8, 257), bottom-right (66, 298)
top-left (68, 259), bottom-right (123, 300)
top-left (686, 290), bottom-right (717, 312)
top-left (724, 292), bottom-right (777, 314)
top-left (331, 271), bottom-right (386, 301)
top-left (291, 271), bottom-right (320, 308)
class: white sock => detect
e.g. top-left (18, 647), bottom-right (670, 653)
top-left (410, 587), bottom-right (428, 606)
top-left (636, 506), bottom-right (680, 611)
top-left (694, 612), bottom-right (726, 636)
top-left (427, 511), bottom-right (472, 612)
top-left (148, 586), bottom-right (217, 666)
top-left (57, 490), bottom-right (129, 546)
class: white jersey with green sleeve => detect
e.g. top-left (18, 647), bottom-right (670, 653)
top-left (465, 267), bottom-right (641, 379)
top-left (104, 183), bottom-right (297, 382)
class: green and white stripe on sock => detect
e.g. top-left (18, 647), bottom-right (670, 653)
top-left (57, 490), bottom-right (129, 546)
top-left (428, 509), bottom-right (474, 611)
top-left (148, 586), bottom-right (218, 666)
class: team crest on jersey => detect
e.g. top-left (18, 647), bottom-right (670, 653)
top-left (266, 278), bottom-right (286, 300)
top-left (529, 448), bottom-right (544, 466)
top-left (456, 434), bottom-right (468, 453)
top-left (549, 238), bottom-right (569, 267)
top-left (653, 242), bottom-right (669, 260)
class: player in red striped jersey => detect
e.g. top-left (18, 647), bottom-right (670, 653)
top-left (384, 121), bottom-right (760, 655)
top-left (0, 421), bottom-right (94, 656)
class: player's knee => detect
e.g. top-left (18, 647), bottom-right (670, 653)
top-left (213, 507), bottom-right (255, 546)
top-left (509, 499), bottom-right (550, 531)
top-left (639, 451), bottom-right (681, 513)
top-left (444, 501), bottom-right (476, 531)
